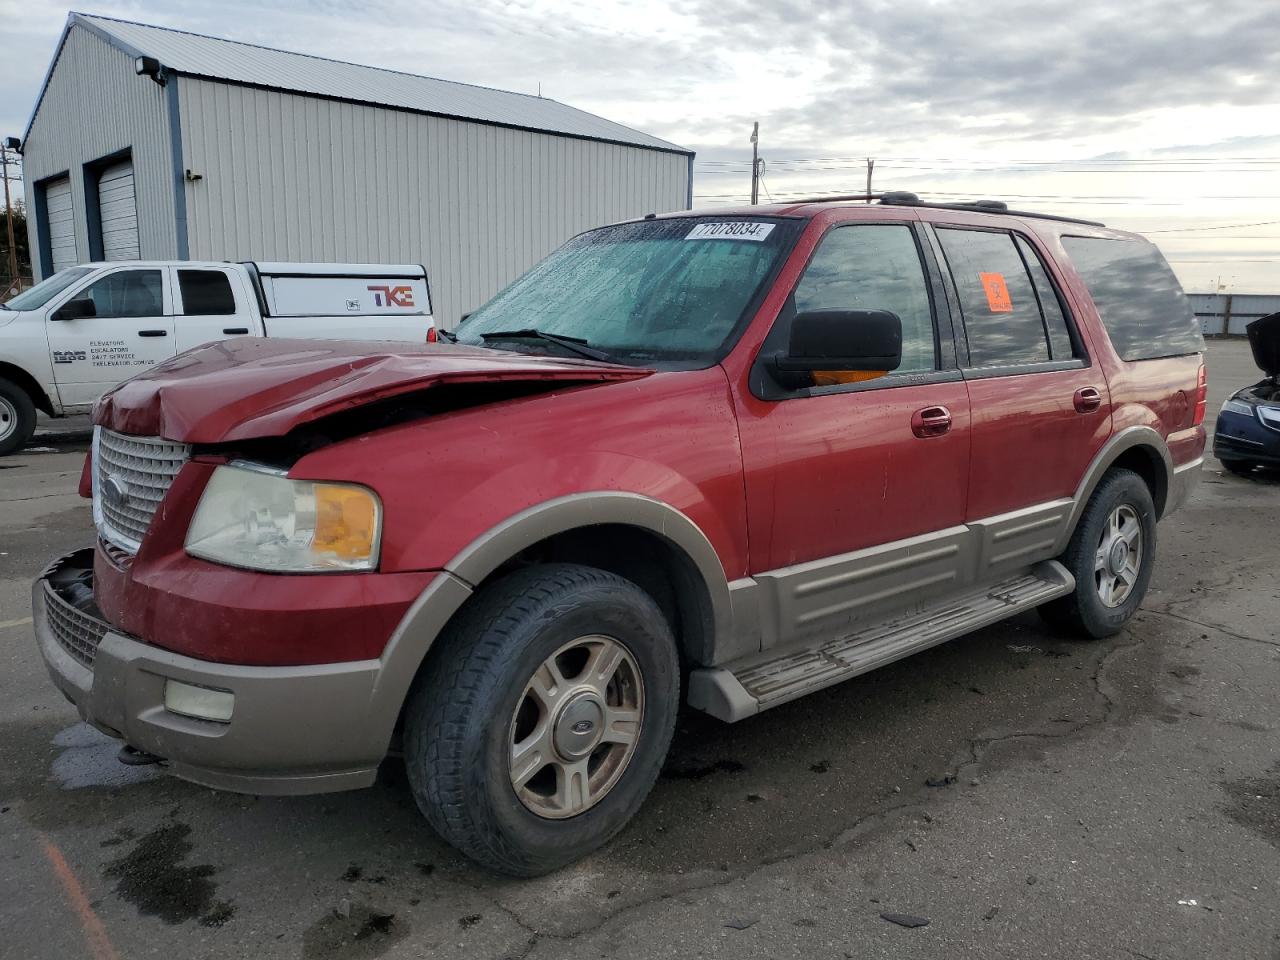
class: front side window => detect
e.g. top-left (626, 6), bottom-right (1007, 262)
top-left (937, 228), bottom-right (1053, 367)
top-left (1060, 235), bottom-right (1203, 361)
top-left (456, 217), bottom-right (795, 365)
top-left (69, 270), bottom-right (163, 319)
top-left (792, 224), bottom-right (936, 374)
top-left (179, 270), bottom-right (236, 316)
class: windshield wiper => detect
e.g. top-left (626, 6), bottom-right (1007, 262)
top-left (477, 329), bottom-right (615, 362)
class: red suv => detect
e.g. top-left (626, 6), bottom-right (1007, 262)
top-left (35, 194), bottom-right (1206, 875)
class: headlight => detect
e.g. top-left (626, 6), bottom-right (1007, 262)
top-left (1220, 399), bottom-right (1256, 417)
top-left (185, 464), bottom-right (382, 572)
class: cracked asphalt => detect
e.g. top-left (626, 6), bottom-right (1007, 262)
top-left (1, 340), bottom-right (1277, 960)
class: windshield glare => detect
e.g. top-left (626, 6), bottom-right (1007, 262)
top-left (5, 267), bottom-right (94, 311)
top-left (456, 218), bottom-right (793, 365)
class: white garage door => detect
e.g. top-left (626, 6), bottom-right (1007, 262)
top-left (45, 177), bottom-right (78, 274)
top-left (98, 160), bottom-right (140, 262)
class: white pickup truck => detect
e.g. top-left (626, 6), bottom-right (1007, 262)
top-left (0, 260), bottom-right (433, 454)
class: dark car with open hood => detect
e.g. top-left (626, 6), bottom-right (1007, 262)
top-left (1214, 312), bottom-right (1280, 475)
top-left (33, 194), bottom-right (1206, 876)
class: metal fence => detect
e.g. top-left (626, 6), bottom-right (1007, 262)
top-left (1189, 293), bottom-right (1280, 337)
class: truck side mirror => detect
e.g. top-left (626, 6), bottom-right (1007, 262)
top-left (51, 298), bottom-right (96, 322)
top-left (771, 309), bottom-right (903, 388)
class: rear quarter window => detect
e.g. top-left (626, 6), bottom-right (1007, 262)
top-left (1061, 236), bottom-right (1203, 361)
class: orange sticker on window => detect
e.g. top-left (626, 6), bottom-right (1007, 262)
top-left (979, 272), bottom-right (1013, 313)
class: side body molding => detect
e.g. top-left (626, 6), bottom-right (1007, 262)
top-left (364, 493), bottom-right (735, 757)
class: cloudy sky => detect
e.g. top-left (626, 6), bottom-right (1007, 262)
top-left (3, 0), bottom-right (1278, 292)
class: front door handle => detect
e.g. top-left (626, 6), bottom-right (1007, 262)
top-left (137, 329), bottom-right (168, 337)
top-left (1073, 386), bottom-right (1103, 413)
top-left (911, 405), bottom-right (952, 438)
top-left (222, 327), bottom-right (249, 335)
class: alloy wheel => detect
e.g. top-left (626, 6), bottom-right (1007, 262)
top-left (508, 634), bottom-right (644, 819)
top-left (1095, 503), bottom-right (1143, 608)
top-left (0, 396), bottom-right (17, 444)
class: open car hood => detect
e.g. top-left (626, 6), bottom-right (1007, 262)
top-left (94, 337), bottom-right (653, 443)
top-left (1247, 312), bottom-right (1280, 379)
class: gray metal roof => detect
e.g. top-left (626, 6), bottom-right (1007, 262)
top-left (56, 12), bottom-right (689, 155)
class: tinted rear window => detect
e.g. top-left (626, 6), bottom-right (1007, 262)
top-left (178, 270), bottom-right (237, 315)
top-left (1061, 236), bottom-right (1203, 361)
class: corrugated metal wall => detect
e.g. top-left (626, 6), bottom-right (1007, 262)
top-left (1188, 293), bottom-right (1280, 336)
top-left (177, 79), bottom-right (690, 327)
top-left (22, 27), bottom-right (177, 277)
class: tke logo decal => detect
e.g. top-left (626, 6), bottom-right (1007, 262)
top-left (367, 285), bottom-right (415, 308)
top-left (52, 350), bottom-right (87, 364)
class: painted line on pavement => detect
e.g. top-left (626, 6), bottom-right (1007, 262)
top-left (38, 832), bottom-right (121, 960)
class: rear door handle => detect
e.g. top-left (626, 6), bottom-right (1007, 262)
top-left (137, 329), bottom-right (168, 337)
top-left (222, 327), bottom-right (249, 335)
top-left (1073, 386), bottom-right (1103, 413)
top-left (911, 405), bottom-right (952, 438)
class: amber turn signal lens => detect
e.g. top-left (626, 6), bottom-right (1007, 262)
top-left (811, 370), bottom-right (888, 386)
top-left (312, 484), bottom-right (380, 560)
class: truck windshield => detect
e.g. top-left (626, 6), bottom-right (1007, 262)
top-left (5, 267), bottom-right (94, 311)
top-left (456, 217), bottom-right (794, 365)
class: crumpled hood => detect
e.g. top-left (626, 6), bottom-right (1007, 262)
top-left (95, 337), bottom-right (653, 443)
top-left (1247, 312), bottom-right (1280, 379)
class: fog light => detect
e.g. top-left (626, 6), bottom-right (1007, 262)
top-left (163, 679), bottom-right (234, 723)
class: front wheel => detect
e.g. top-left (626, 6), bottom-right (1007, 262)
top-left (403, 563), bottom-right (680, 876)
top-left (0, 378), bottom-right (37, 457)
top-left (1039, 468), bottom-right (1157, 639)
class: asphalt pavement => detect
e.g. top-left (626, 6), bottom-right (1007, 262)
top-left (1, 339), bottom-right (1276, 960)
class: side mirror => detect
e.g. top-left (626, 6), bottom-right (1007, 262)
top-left (772, 309), bottom-right (902, 388)
top-left (52, 298), bottom-right (96, 321)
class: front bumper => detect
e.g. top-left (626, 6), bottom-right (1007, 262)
top-left (1214, 409), bottom-right (1280, 466)
top-left (35, 550), bottom-right (389, 795)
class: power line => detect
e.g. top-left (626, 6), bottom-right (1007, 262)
top-left (695, 155), bottom-right (1280, 167)
top-left (1143, 219), bottom-right (1280, 233)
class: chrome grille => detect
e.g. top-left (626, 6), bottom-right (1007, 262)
top-left (43, 580), bottom-right (109, 670)
top-left (94, 428), bottom-right (191, 554)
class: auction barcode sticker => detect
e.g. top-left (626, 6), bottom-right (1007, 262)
top-left (685, 222), bottom-right (776, 242)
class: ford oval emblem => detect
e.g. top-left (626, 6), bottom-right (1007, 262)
top-left (572, 720), bottom-right (594, 735)
top-left (102, 474), bottom-right (130, 509)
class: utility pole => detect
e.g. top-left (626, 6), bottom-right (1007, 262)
top-left (1, 147), bottom-right (17, 291)
top-left (750, 122), bottom-right (760, 205)
top-left (865, 158), bottom-right (874, 202)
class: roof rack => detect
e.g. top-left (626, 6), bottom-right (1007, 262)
top-left (783, 191), bottom-right (1105, 228)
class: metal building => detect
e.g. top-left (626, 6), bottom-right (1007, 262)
top-left (18, 13), bottom-right (693, 327)
top-left (1188, 293), bottom-right (1280, 337)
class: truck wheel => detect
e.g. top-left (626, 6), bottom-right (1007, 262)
top-left (1038, 468), bottom-right (1157, 639)
top-left (403, 563), bottom-right (680, 876)
top-left (1220, 458), bottom-right (1256, 477)
top-left (0, 378), bottom-right (37, 456)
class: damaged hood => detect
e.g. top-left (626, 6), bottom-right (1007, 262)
top-left (95, 337), bottom-right (653, 443)
top-left (1247, 312), bottom-right (1280, 379)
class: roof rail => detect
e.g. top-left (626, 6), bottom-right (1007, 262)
top-left (782, 190), bottom-right (1105, 227)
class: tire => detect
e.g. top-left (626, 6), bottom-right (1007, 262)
top-left (1038, 468), bottom-right (1157, 640)
top-left (1220, 458), bottom-right (1256, 477)
top-left (403, 563), bottom-right (680, 876)
top-left (0, 378), bottom-right (37, 457)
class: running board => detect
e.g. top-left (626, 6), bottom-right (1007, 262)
top-left (688, 561), bottom-right (1074, 722)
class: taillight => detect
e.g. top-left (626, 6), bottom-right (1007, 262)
top-left (426, 326), bottom-right (438, 344)
top-left (1192, 363), bottom-right (1207, 426)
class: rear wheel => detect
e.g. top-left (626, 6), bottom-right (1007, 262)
top-left (1220, 458), bottom-right (1256, 477)
top-left (0, 378), bottom-right (37, 457)
top-left (1039, 468), bottom-right (1157, 639)
top-left (403, 563), bottom-right (680, 876)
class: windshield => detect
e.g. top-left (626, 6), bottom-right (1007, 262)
top-left (456, 217), bottom-right (795, 365)
top-left (5, 267), bottom-right (94, 311)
